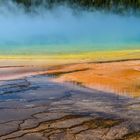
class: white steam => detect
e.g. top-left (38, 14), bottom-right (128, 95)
top-left (0, 1), bottom-right (140, 53)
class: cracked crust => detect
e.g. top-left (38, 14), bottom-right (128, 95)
top-left (0, 75), bottom-right (140, 140)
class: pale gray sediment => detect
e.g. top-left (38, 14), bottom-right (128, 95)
top-left (0, 75), bottom-right (140, 140)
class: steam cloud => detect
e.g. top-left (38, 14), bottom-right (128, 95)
top-left (0, 1), bottom-right (140, 53)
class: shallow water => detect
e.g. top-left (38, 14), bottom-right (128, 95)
top-left (0, 75), bottom-right (140, 139)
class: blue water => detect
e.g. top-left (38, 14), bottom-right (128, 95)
top-left (0, 2), bottom-right (140, 54)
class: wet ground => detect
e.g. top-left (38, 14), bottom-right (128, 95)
top-left (0, 75), bottom-right (140, 140)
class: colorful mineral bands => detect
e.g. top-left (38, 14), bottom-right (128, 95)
top-left (0, 2), bottom-right (140, 60)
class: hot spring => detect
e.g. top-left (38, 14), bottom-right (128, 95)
top-left (0, 1), bottom-right (140, 59)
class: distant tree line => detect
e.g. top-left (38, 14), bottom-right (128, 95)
top-left (14, 0), bottom-right (140, 13)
